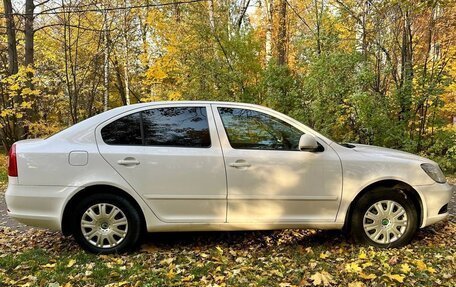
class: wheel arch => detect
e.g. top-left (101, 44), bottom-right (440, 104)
top-left (343, 179), bottom-right (424, 231)
top-left (61, 184), bottom-right (147, 236)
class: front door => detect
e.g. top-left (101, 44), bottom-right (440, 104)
top-left (96, 104), bottom-right (227, 223)
top-left (213, 105), bottom-right (342, 223)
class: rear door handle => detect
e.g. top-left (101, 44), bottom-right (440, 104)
top-left (117, 158), bottom-right (140, 166)
top-left (229, 160), bottom-right (251, 168)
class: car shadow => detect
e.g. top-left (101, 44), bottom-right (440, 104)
top-left (140, 229), bottom-right (349, 251)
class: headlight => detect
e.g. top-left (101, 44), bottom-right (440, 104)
top-left (421, 163), bottom-right (446, 183)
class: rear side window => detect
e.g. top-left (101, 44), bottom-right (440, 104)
top-left (101, 112), bottom-right (142, 145)
top-left (142, 107), bottom-right (211, 147)
top-left (101, 107), bottom-right (210, 148)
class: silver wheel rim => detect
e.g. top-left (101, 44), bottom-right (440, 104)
top-left (363, 200), bottom-right (408, 244)
top-left (80, 203), bottom-right (128, 248)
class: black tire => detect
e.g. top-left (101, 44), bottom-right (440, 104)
top-left (71, 193), bottom-right (142, 254)
top-left (350, 189), bottom-right (418, 248)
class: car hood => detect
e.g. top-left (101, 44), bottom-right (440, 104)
top-left (349, 144), bottom-right (432, 163)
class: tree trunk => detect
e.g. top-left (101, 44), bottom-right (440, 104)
top-left (208, 0), bottom-right (215, 32)
top-left (399, 9), bottom-right (413, 122)
top-left (123, 0), bottom-right (130, 105)
top-left (103, 11), bottom-right (110, 111)
top-left (24, 0), bottom-right (35, 67)
top-left (314, 0), bottom-right (322, 55)
top-left (277, 0), bottom-right (287, 66)
top-left (3, 0), bottom-right (18, 75)
top-left (264, 0), bottom-right (273, 64)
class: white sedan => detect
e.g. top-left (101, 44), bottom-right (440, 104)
top-left (5, 101), bottom-right (452, 253)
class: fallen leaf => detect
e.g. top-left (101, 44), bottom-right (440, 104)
top-left (319, 251), bottom-right (330, 259)
top-left (359, 272), bottom-right (377, 280)
top-left (310, 271), bottom-right (334, 286)
top-left (66, 259), bottom-right (76, 268)
top-left (345, 262), bottom-right (362, 273)
top-left (358, 251), bottom-right (367, 260)
top-left (415, 260), bottom-right (427, 271)
top-left (386, 274), bottom-right (405, 283)
top-left (348, 281), bottom-right (365, 287)
top-left (400, 263), bottom-right (411, 274)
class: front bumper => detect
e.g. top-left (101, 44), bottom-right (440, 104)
top-left (5, 183), bottom-right (78, 231)
top-left (415, 182), bottom-right (453, 228)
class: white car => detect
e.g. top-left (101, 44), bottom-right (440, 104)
top-left (5, 101), bottom-right (452, 253)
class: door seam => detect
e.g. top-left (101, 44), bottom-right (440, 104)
top-left (210, 104), bottom-right (229, 223)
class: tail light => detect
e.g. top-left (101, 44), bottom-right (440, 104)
top-left (7, 143), bottom-right (18, 177)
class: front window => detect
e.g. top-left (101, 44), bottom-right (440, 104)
top-left (218, 107), bottom-right (303, 151)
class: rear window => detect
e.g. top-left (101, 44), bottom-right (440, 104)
top-left (101, 107), bottom-right (210, 148)
top-left (142, 107), bottom-right (210, 147)
top-left (101, 112), bottom-right (142, 145)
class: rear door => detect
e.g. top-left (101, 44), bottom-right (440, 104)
top-left (96, 104), bottom-right (227, 223)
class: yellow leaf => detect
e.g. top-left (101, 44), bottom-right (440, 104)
top-left (319, 251), bottom-right (330, 259)
top-left (42, 263), bottom-right (56, 268)
top-left (115, 258), bottom-right (123, 265)
top-left (310, 271), bottom-right (334, 286)
top-left (182, 275), bottom-right (195, 282)
top-left (66, 259), bottom-right (76, 268)
top-left (400, 263), bottom-right (411, 274)
top-left (427, 267), bottom-right (436, 273)
top-left (166, 268), bottom-right (175, 279)
top-left (386, 274), bottom-right (405, 283)
top-left (415, 260), bottom-right (427, 271)
top-left (159, 258), bottom-right (174, 265)
top-left (358, 251), bottom-right (367, 260)
top-left (359, 272), bottom-right (376, 280)
top-left (345, 262), bottom-right (362, 273)
top-left (348, 281), bottom-right (365, 287)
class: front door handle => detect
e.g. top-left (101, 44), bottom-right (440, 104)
top-left (229, 160), bottom-right (251, 168)
top-left (117, 157), bottom-right (140, 166)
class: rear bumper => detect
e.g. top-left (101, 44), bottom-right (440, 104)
top-left (415, 182), bottom-right (453, 228)
top-left (5, 184), bottom-right (78, 231)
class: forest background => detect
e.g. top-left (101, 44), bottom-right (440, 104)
top-left (1, 0), bottom-right (455, 172)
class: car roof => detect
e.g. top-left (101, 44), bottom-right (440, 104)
top-left (123, 100), bottom-right (266, 109)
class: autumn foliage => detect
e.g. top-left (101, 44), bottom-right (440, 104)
top-left (0, 0), bottom-right (455, 171)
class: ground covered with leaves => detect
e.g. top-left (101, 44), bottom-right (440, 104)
top-left (0, 175), bottom-right (454, 286)
top-left (0, 222), bottom-right (454, 287)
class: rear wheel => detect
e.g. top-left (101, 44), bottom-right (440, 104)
top-left (72, 193), bottom-right (142, 254)
top-left (350, 189), bottom-right (418, 248)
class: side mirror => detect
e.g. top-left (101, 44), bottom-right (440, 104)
top-left (299, 134), bottom-right (318, 151)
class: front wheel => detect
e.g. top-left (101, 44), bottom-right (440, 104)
top-left (72, 193), bottom-right (142, 254)
top-left (350, 190), bottom-right (418, 248)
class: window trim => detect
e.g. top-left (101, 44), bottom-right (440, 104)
top-left (100, 106), bottom-right (212, 148)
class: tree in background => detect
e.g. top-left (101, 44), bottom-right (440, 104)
top-left (0, 0), bottom-right (455, 171)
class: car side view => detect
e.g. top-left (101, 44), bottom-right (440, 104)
top-left (5, 101), bottom-right (452, 253)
